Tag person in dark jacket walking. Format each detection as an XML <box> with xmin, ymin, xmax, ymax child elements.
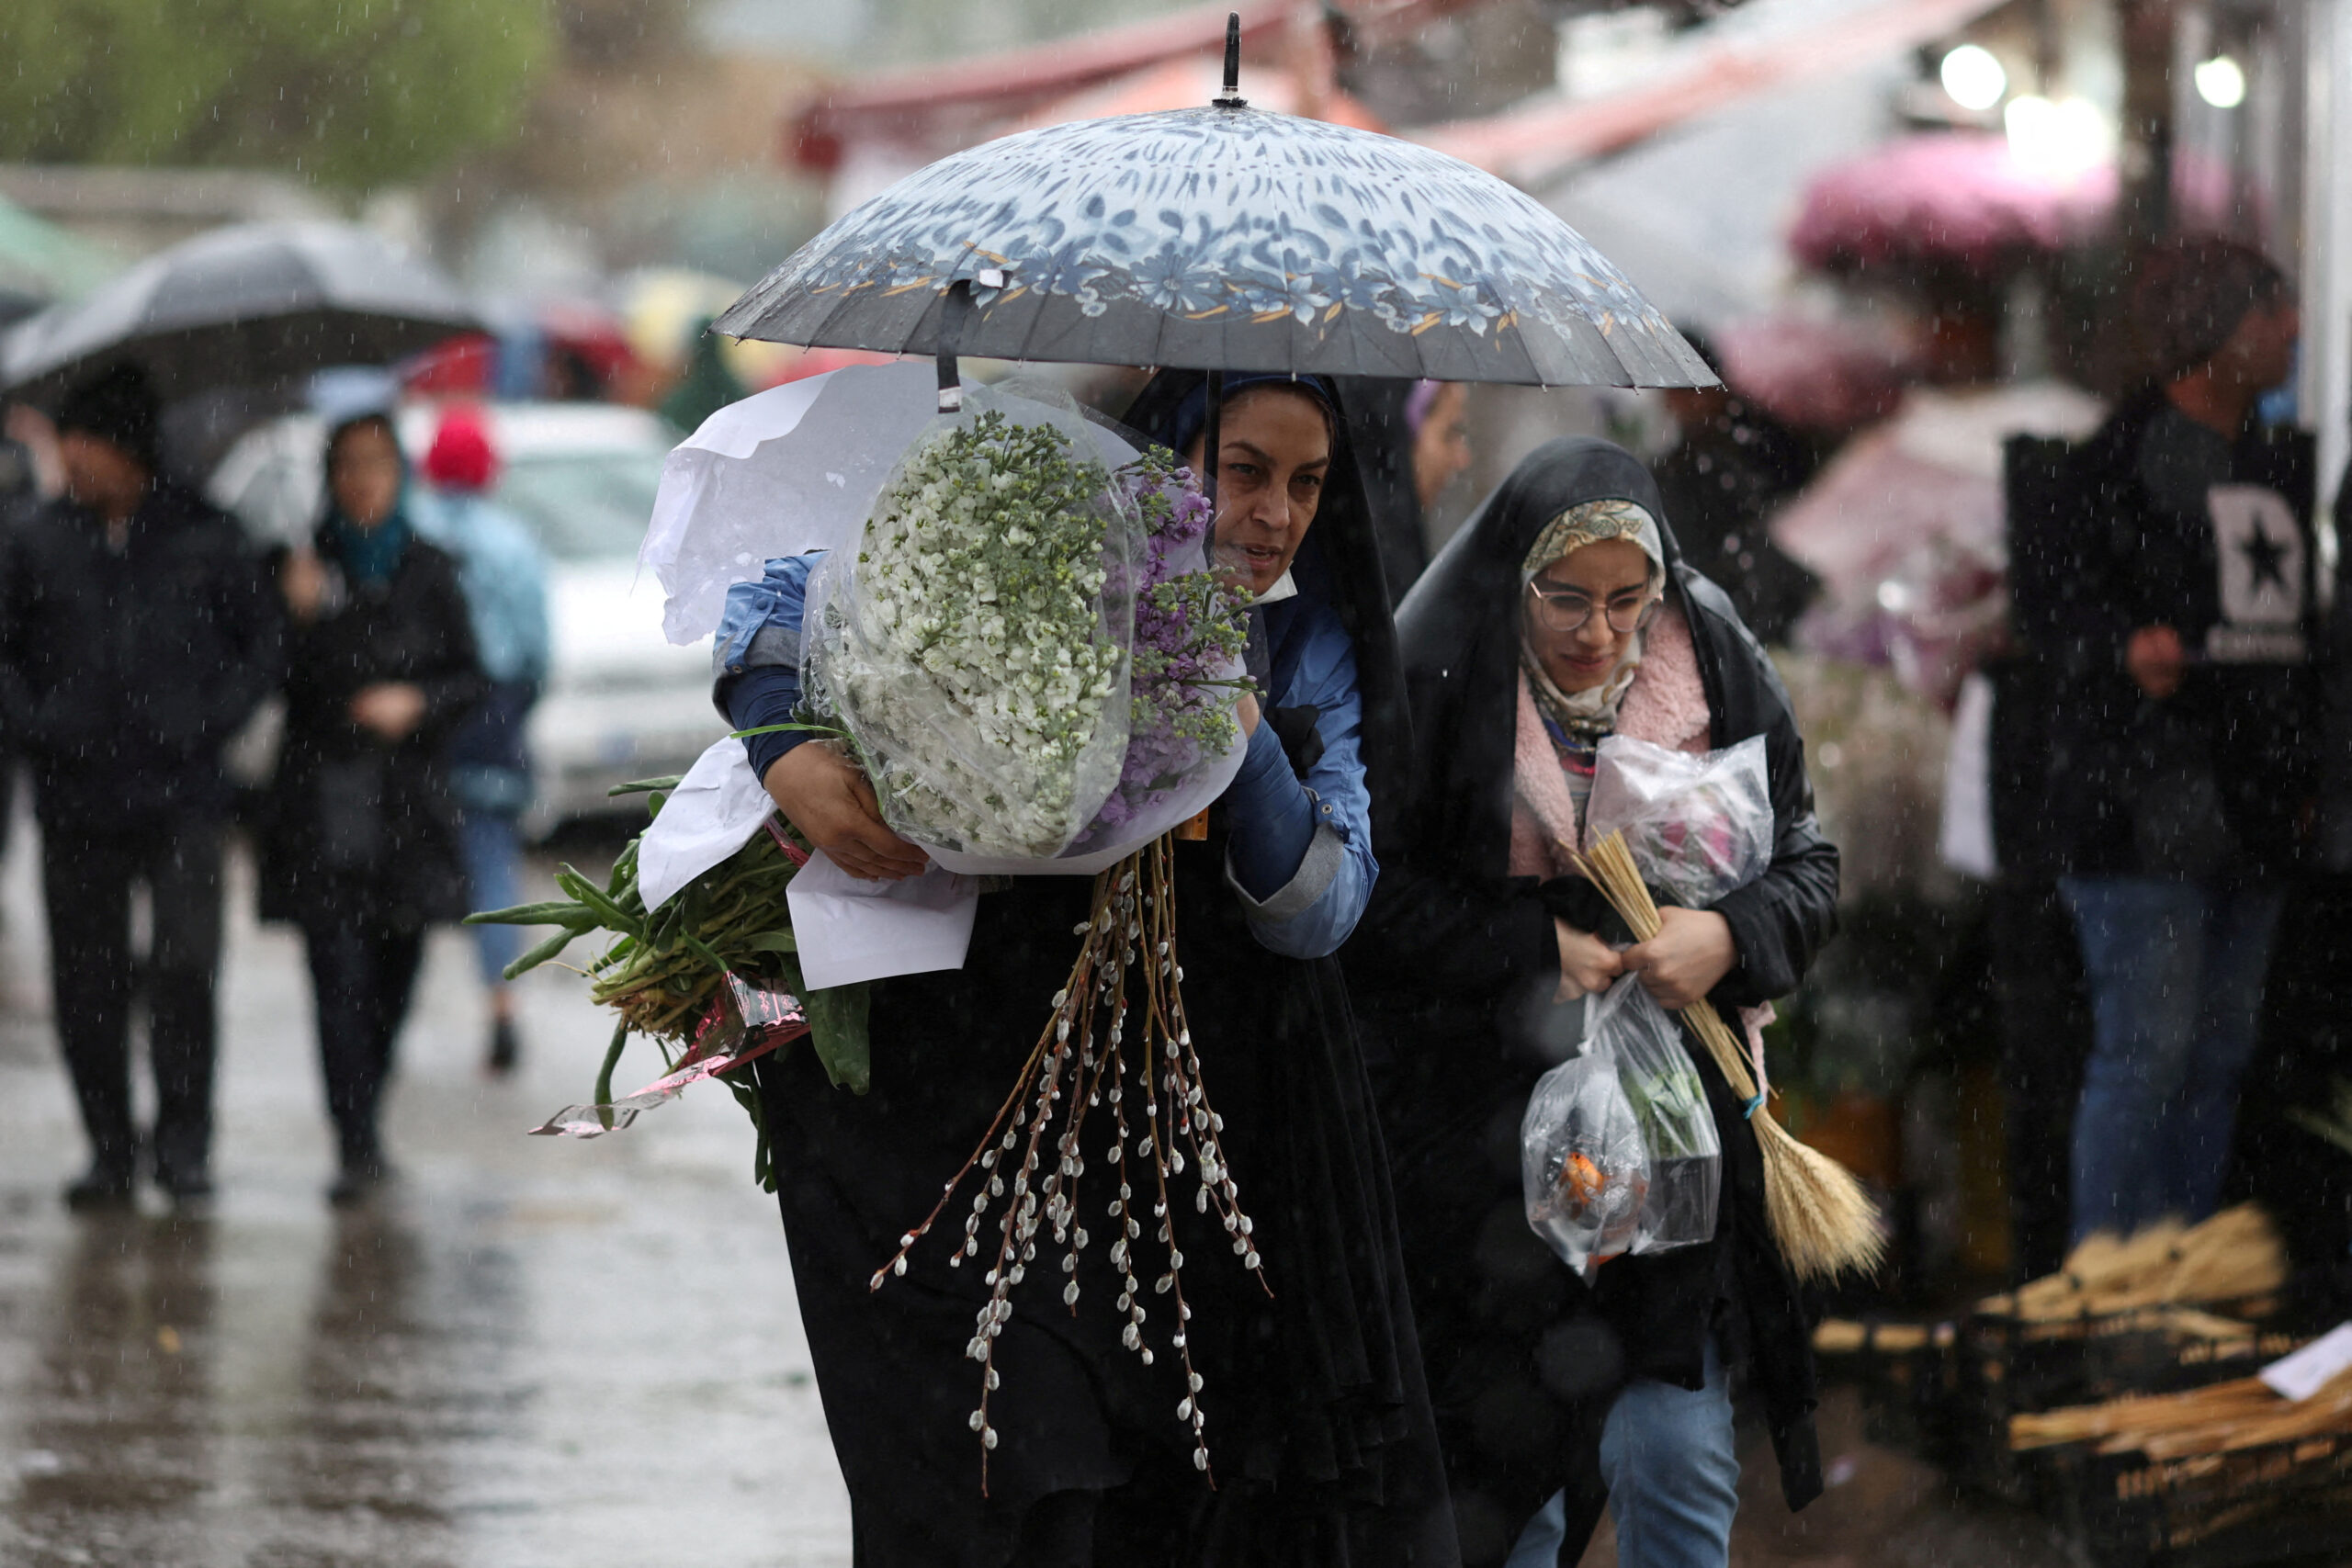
<box><xmin>0</xmin><ymin>364</ymin><xmax>283</xmax><ymax>1207</ymax></box>
<box><xmin>260</xmin><ymin>410</ymin><xmax>485</xmax><ymax>1203</ymax></box>
<box><xmin>1353</xmin><ymin>438</ymin><xmax>1838</xmax><ymax>1567</ymax></box>
<box><xmin>2033</xmin><ymin>238</ymin><xmax>2313</xmax><ymax>1243</ymax></box>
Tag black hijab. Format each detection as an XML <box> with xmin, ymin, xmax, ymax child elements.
<box><xmin>1121</xmin><ymin>369</ymin><xmax>1416</xmax><ymax>856</ymax></box>
<box><xmin>1396</xmin><ymin>436</ymin><xmax>1687</xmax><ymax>877</ymax></box>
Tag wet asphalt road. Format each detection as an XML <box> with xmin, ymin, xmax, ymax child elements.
<box><xmin>0</xmin><ymin>810</ymin><xmax>2075</xmax><ymax>1568</ymax></box>
<box><xmin>0</xmin><ymin>816</ymin><xmax>854</xmax><ymax>1567</ymax></box>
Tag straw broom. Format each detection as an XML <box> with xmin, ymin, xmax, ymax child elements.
<box><xmin>1979</xmin><ymin>1204</ymin><xmax>2287</xmax><ymax>1323</ymax></box>
<box><xmin>2009</xmin><ymin>1363</ymin><xmax>2352</xmax><ymax>1456</ymax></box>
<box><xmin>1567</xmin><ymin>831</ymin><xmax>1883</xmax><ymax>1283</ymax></box>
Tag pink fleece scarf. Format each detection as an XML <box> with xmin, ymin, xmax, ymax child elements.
<box><xmin>1510</xmin><ymin>603</ymin><xmax>1708</xmax><ymax>878</ymax></box>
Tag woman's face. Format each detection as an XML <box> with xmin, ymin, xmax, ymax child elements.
<box><xmin>329</xmin><ymin>420</ymin><xmax>402</xmax><ymax>530</ymax></box>
<box><xmin>1185</xmin><ymin>386</ymin><xmax>1331</xmax><ymax>597</ymax></box>
<box><xmin>1412</xmin><ymin>382</ymin><xmax>1472</xmax><ymax>509</ymax></box>
<box><xmin>1524</xmin><ymin>536</ymin><xmax>1657</xmax><ymax>694</ymax></box>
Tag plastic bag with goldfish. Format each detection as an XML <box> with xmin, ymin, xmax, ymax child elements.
<box><xmin>1521</xmin><ymin>1046</ymin><xmax>1649</xmax><ymax>1275</ymax></box>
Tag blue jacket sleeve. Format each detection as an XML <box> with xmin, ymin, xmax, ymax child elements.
<box><xmin>1222</xmin><ymin>605</ymin><xmax>1378</xmax><ymax>959</ymax></box>
<box><xmin>712</xmin><ymin>554</ymin><xmax>819</xmax><ymax>776</ymax></box>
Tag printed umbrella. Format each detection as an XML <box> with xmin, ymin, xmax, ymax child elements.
<box><xmin>717</xmin><ymin>19</ymin><xmax>1707</xmax><ymax>389</ymax></box>
<box><xmin>1</xmin><ymin>219</ymin><xmax>478</xmax><ymax>406</ymax></box>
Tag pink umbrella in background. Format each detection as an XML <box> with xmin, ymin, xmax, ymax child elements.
<box><xmin>1789</xmin><ymin>132</ymin><xmax>2117</xmax><ymax>277</ymax></box>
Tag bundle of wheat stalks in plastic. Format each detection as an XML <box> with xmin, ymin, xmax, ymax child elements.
<box><xmin>1980</xmin><ymin>1204</ymin><xmax>2288</xmax><ymax>1323</ymax></box>
<box><xmin>1571</xmin><ymin>831</ymin><xmax>1883</xmax><ymax>1282</ymax></box>
<box><xmin>2011</xmin><ymin>1363</ymin><xmax>2352</xmax><ymax>1457</ymax></box>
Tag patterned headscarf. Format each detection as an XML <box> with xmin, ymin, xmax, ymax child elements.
<box><xmin>1519</xmin><ymin>497</ymin><xmax>1667</xmax><ymax>736</ymax></box>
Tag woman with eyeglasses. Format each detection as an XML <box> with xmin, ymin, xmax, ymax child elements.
<box><xmin>1351</xmin><ymin>438</ymin><xmax>1839</xmax><ymax>1568</ymax></box>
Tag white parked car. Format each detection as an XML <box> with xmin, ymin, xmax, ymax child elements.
<box><xmin>209</xmin><ymin>401</ymin><xmax>726</xmax><ymax>835</ymax></box>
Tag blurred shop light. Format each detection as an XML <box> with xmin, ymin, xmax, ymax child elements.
<box><xmin>1939</xmin><ymin>44</ymin><xmax>2007</xmax><ymax>111</ymax></box>
<box><xmin>2193</xmin><ymin>54</ymin><xmax>2247</xmax><ymax>108</ymax></box>
<box><xmin>2004</xmin><ymin>94</ymin><xmax>2112</xmax><ymax>179</ymax></box>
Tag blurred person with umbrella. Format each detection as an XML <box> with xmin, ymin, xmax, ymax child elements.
<box><xmin>258</xmin><ymin>395</ymin><xmax>485</xmax><ymax>1203</ymax></box>
<box><xmin>682</xmin><ymin>20</ymin><xmax>1733</xmax><ymax>1561</ymax></box>
<box><xmin>0</xmin><ymin>364</ymin><xmax>283</xmax><ymax>1207</ymax></box>
<box><xmin>2027</xmin><ymin>237</ymin><xmax>2313</xmax><ymax>1243</ymax></box>
<box><xmin>409</xmin><ymin>405</ymin><xmax>549</xmax><ymax>1077</ymax></box>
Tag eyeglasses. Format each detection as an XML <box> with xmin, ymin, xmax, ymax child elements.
<box><xmin>1524</xmin><ymin>581</ymin><xmax>1660</xmax><ymax>635</ymax></box>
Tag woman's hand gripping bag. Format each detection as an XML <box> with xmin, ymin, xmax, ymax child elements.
<box><xmin>1522</xmin><ymin>1043</ymin><xmax>1650</xmax><ymax>1276</ymax></box>
<box><xmin>1589</xmin><ymin>975</ymin><xmax>1721</xmax><ymax>1254</ymax></box>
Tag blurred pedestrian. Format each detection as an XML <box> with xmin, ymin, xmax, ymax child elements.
<box><xmin>2039</xmin><ymin>237</ymin><xmax>2312</xmax><ymax>1242</ymax></box>
<box><xmin>1356</xmin><ymin>439</ymin><xmax>1838</xmax><ymax>1567</ymax></box>
<box><xmin>0</xmin><ymin>364</ymin><xmax>282</xmax><ymax>1208</ymax></box>
<box><xmin>260</xmin><ymin>409</ymin><xmax>485</xmax><ymax>1203</ymax></box>
<box><xmin>1649</xmin><ymin>329</ymin><xmax>1820</xmax><ymax>646</ymax></box>
<box><xmin>410</xmin><ymin>405</ymin><xmax>550</xmax><ymax>1075</ymax></box>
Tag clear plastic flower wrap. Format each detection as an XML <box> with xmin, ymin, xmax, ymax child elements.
<box><xmin>1521</xmin><ymin>1044</ymin><xmax>1650</xmax><ymax>1275</ymax></box>
<box><xmin>803</xmin><ymin>385</ymin><xmax>1250</xmax><ymax>874</ymax></box>
<box><xmin>1583</xmin><ymin>733</ymin><xmax>1772</xmax><ymax>909</ymax></box>
<box><xmin>1587</xmin><ymin>976</ymin><xmax>1721</xmax><ymax>1254</ymax></box>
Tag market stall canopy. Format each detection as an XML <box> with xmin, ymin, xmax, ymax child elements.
<box><xmin>786</xmin><ymin>0</ymin><xmax>1449</xmax><ymax>174</ymax></box>
<box><xmin>0</xmin><ymin>220</ymin><xmax>479</xmax><ymax>406</ymax></box>
<box><xmin>1789</xmin><ymin>131</ymin><xmax>2117</xmax><ymax>276</ymax></box>
<box><xmin>718</xmin><ymin>102</ymin><xmax>1710</xmax><ymax>386</ymax></box>
<box><xmin>1413</xmin><ymin>0</ymin><xmax>2016</xmax><ymax>185</ymax></box>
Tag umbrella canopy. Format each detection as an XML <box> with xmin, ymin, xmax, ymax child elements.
<box><xmin>1789</xmin><ymin>132</ymin><xmax>2116</xmax><ymax>278</ymax></box>
<box><xmin>717</xmin><ymin>104</ymin><xmax>1709</xmax><ymax>388</ymax></box>
<box><xmin>1</xmin><ymin>220</ymin><xmax>478</xmax><ymax>406</ymax></box>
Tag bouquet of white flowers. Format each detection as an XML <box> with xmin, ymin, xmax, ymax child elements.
<box><xmin>806</xmin><ymin>384</ymin><xmax>1250</xmax><ymax>870</ymax></box>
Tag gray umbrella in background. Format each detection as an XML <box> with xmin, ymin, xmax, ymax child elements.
<box><xmin>0</xmin><ymin>220</ymin><xmax>479</xmax><ymax>407</ymax></box>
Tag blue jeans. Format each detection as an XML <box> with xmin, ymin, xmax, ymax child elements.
<box><xmin>1505</xmin><ymin>1338</ymin><xmax>1737</xmax><ymax>1568</ymax></box>
<box><xmin>458</xmin><ymin>807</ymin><xmax>524</xmax><ymax>992</ymax></box>
<box><xmin>2060</xmin><ymin>877</ymin><xmax>2285</xmax><ymax>1242</ymax></box>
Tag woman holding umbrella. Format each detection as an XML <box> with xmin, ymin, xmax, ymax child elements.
<box><xmin>1353</xmin><ymin>438</ymin><xmax>1838</xmax><ymax>1567</ymax></box>
<box><xmin>722</xmin><ymin>369</ymin><xmax>1453</xmax><ymax>1564</ymax></box>
<box><xmin>260</xmin><ymin>409</ymin><xmax>485</xmax><ymax>1202</ymax></box>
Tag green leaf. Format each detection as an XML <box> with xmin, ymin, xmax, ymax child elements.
<box><xmin>466</xmin><ymin>900</ymin><xmax>594</xmax><ymax>927</ymax></box>
<box><xmin>804</xmin><ymin>982</ymin><xmax>872</xmax><ymax>1095</ymax></box>
<box><xmin>504</xmin><ymin>927</ymin><xmax>580</xmax><ymax>981</ymax></box>
<box><xmin>559</xmin><ymin>866</ymin><xmax>647</xmax><ymax>942</ymax></box>
<box><xmin>745</xmin><ymin>930</ymin><xmax>797</xmax><ymax>953</ymax></box>
<box><xmin>592</xmin><ymin>1018</ymin><xmax>631</xmax><ymax>1131</ymax></box>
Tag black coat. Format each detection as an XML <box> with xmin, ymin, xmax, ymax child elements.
<box><xmin>0</xmin><ymin>482</ymin><xmax>282</xmax><ymax>829</ymax></box>
<box><xmin>2008</xmin><ymin>393</ymin><xmax>2318</xmax><ymax>880</ymax></box>
<box><xmin>257</xmin><ymin>525</ymin><xmax>485</xmax><ymax>931</ymax></box>
<box><xmin>1352</xmin><ymin>438</ymin><xmax>1836</xmax><ymax>1565</ymax></box>
<box><xmin>744</xmin><ymin>372</ymin><xmax>1455</xmax><ymax>1567</ymax></box>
